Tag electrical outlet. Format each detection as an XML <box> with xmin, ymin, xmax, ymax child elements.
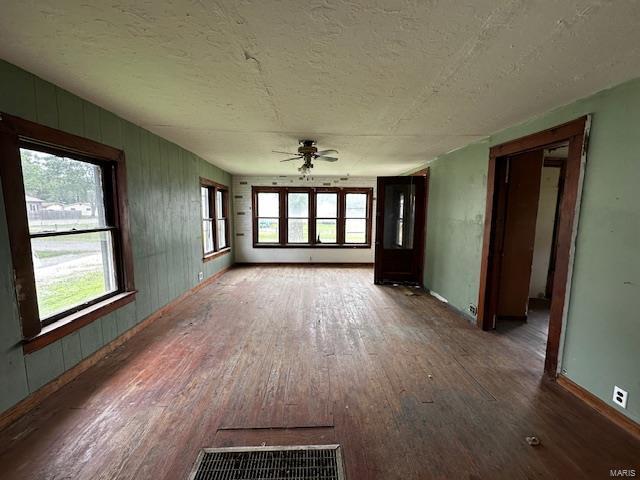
<box><xmin>468</xmin><ymin>304</ymin><xmax>477</xmax><ymax>316</ymax></box>
<box><xmin>198</xmin><ymin>271</ymin><xmax>204</xmax><ymax>282</ymax></box>
<box><xmin>613</xmin><ymin>386</ymin><xmax>628</xmax><ymax>408</ymax></box>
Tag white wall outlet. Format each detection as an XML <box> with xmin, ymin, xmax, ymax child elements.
<box><xmin>198</xmin><ymin>271</ymin><xmax>204</xmax><ymax>282</ymax></box>
<box><xmin>613</xmin><ymin>386</ymin><xmax>628</xmax><ymax>408</ymax></box>
<box><xmin>469</xmin><ymin>304</ymin><xmax>478</xmax><ymax>316</ymax></box>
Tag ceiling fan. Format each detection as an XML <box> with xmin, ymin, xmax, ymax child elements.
<box><xmin>273</xmin><ymin>140</ymin><xmax>338</xmax><ymax>175</ymax></box>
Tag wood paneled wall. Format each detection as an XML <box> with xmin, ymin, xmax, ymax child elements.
<box><xmin>0</xmin><ymin>60</ymin><xmax>234</xmax><ymax>414</ymax></box>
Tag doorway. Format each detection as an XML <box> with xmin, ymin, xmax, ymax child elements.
<box><xmin>525</xmin><ymin>151</ymin><xmax>566</xmax><ymax>352</ymax></box>
<box><xmin>477</xmin><ymin>116</ymin><xmax>590</xmax><ymax>375</ymax></box>
<box><xmin>374</xmin><ymin>174</ymin><xmax>428</xmax><ymax>285</ymax></box>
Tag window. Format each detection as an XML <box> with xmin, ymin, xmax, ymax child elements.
<box><xmin>201</xmin><ymin>187</ymin><xmax>215</xmax><ymax>254</ymax></box>
<box><xmin>253</xmin><ymin>186</ymin><xmax>372</xmax><ymax>247</ymax></box>
<box><xmin>315</xmin><ymin>192</ymin><xmax>338</xmax><ymax>243</ymax></box>
<box><xmin>383</xmin><ymin>183</ymin><xmax>415</xmax><ymax>250</ymax></box>
<box><xmin>396</xmin><ymin>192</ymin><xmax>404</xmax><ymax>246</ymax></box>
<box><xmin>344</xmin><ymin>192</ymin><xmax>368</xmax><ymax>244</ymax></box>
<box><xmin>22</xmin><ymin>147</ymin><xmax>119</xmax><ymax>323</ymax></box>
<box><xmin>217</xmin><ymin>190</ymin><xmax>228</xmax><ymax>249</ymax></box>
<box><xmin>256</xmin><ymin>191</ymin><xmax>280</xmax><ymax>244</ymax></box>
<box><xmin>0</xmin><ymin>112</ymin><xmax>135</xmax><ymax>349</ymax></box>
<box><xmin>200</xmin><ymin>178</ymin><xmax>230</xmax><ymax>260</ymax></box>
<box><xmin>287</xmin><ymin>191</ymin><xmax>309</xmax><ymax>243</ymax></box>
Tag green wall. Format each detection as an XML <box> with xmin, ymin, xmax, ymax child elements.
<box><xmin>422</xmin><ymin>78</ymin><xmax>640</xmax><ymax>423</ymax></box>
<box><xmin>0</xmin><ymin>60</ymin><xmax>234</xmax><ymax>413</ymax></box>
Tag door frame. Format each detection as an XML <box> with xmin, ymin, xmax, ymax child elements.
<box><xmin>476</xmin><ymin>116</ymin><xmax>591</xmax><ymax>376</ymax></box>
<box><xmin>543</xmin><ymin>157</ymin><xmax>566</xmax><ymax>299</ymax></box>
<box><xmin>412</xmin><ymin>167</ymin><xmax>430</xmax><ymax>285</ymax></box>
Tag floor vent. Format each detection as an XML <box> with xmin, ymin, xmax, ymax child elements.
<box><xmin>188</xmin><ymin>445</ymin><xmax>345</xmax><ymax>480</ymax></box>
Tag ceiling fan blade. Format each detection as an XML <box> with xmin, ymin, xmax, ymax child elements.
<box><xmin>272</xmin><ymin>150</ymin><xmax>299</xmax><ymax>155</ymax></box>
<box><xmin>316</xmin><ymin>149</ymin><xmax>338</xmax><ymax>156</ymax></box>
<box><xmin>280</xmin><ymin>156</ymin><xmax>303</xmax><ymax>162</ymax></box>
<box><xmin>315</xmin><ymin>156</ymin><xmax>339</xmax><ymax>162</ymax></box>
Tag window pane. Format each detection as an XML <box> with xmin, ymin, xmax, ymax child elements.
<box><xmin>383</xmin><ymin>184</ymin><xmax>415</xmax><ymax>249</ymax></box>
<box><xmin>257</xmin><ymin>192</ymin><xmax>279</xmax><ymax>217</ymax></box>
<box><xmin>31</xmin><ymin>231</ymin><xmax>117</xmax><ymax>320</ymax></box>
<box><xmin>345</xmin><ymin>218</ymin><xmax>367</xmax><ymax>243</ymax></box>
<box><xmin>345</xmin><ymin>193</ymin><xmax>367</xmax><ymax>218</ymax></box>
<box><xmin>20</xmin><ymin>148</ymin><xmax>107</xmax><ymax>234</ymax></box>
<box><xmin>217</xmin><ymin>219</ymin><xmax>227</xmax><ymax>248</ymax></box>
<box><xmin>203</xmin><ymin>220</ymin><xmax>214</xmax><ymax>254</ymax></box>
<box><xmin>258</xmin><ymin>218</ymin><xmax>279</xmax><ymax>243</ymax></box>
<box><xmin>316</xmin><ymin>193</ymin><xmax>337</xmax><ymax>218</ymax></box>
<box><xmin>288</xmin><ymin>193</ymin><xmax>308</xmax><ymax>218</ymax></box>
<box><xmin>201</xmin><ymin>187</ymin><xmax>210</xmax><ymax>218</ymax></box>
<box><xmin>288</xmin><ymin>218</ymin><xmax>308</xmax><ymax>243</ymax></box>
<box><xmin>316</xmin><ymin>219</ymin><xmax>337</xmax><ymax>243</ymax></box>
<box><xmin>216</xmin><ymin>190</ymin><xmax>224</xmax><ymax>219</ymax></box>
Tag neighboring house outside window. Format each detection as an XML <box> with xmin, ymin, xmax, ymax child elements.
<box><xmin>0</xmin><ymin>112</ymin><xmax>135</xmax><ymax>351</ymax></box>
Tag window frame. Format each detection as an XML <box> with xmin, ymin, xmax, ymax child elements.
<box><xmin>253</xmin><ymin>187</ymin><xmax>284</xmax><ymax>246</ymax></box>
<box><xmin>344</xmin><ymin>190</ymin><xmax>371</xmax><ymax>245</ymax></box>
<box><xmin>22</xmin><ymin>142</ymin><xmax>122</xmax><ymax>327</ymax></box>
<box><xmin>286</xmin><ymin>187</ymin><xmax>312</xmax><ymax>244</ymax></box>
<box><xmin>252</xmin><ymin>186</ymin><xmax>373</xmax><ymax>248</ymax></box>
<box><xmin>315</xmin><ymin>188</ymin><xmax>340</xmax><ymax>245</ymax></box>
<box><xmin>0</xmin><ymin>112</ymin><xmax>136</xmax><ymax>353</ymax></box>
<box><xmin>201</xmin><ymin>185</ymin><xmax>215</xmax><ymax>255</ymax></box>
<box><xmin>200</xmin><ymin>177</ymin><xmax>231</xmax><ymax>262</ymax></box>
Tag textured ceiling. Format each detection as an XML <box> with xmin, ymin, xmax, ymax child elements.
<box><xmin>1</xmin><ymin>1</ymin><xmax>640</xmax><ymax>176</ymax></box>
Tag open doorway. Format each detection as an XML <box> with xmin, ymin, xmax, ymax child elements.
<box><xmin>525</xmin><ymin>148</ymin><xmax>566</xmax><ymax>354</ymax></box>
<box><xmin>477</xmin><ymin>117</ymin><xmax>590</xmax><ymax>376</ymax></box>
<box><xmin>491</xmin><ymin>146</ymin><xmax>567</xmax><ymax>357</ymax></box>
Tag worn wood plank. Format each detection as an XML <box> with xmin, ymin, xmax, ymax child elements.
<box><xmin>0</xmin><ymin>266</ymin><xmax>638</xmax><ymax>480</ymax></box>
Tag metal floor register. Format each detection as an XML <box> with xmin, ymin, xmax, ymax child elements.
<box><xmin>188</xmin><ymin>445</ymin><xmax>345</xmax><ymax>480</ymax></box>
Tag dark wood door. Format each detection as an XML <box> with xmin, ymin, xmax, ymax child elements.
<box><xmin>495</xmin><ymin>150</ymin><xmax>544</xmax><ymax>319</ymax></box>
<box><xmin>374</xmin><ymin>176</ymin><xmax>427</xmax><ymax>285</ymax></box>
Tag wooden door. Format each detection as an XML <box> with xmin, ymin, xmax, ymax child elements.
<box><xmin>374</xmin><ymin>175</ymin><xmax>427</xmax><ymax>285</ymax></box>
<box><xmin>495</xmin><ymin>150</ymin><xmax>544</xmax><ymax>319</ymax></box>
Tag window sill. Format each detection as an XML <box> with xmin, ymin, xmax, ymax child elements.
<box><xmin>253</xmin><ymin>244</ymin><xmax>371</xmax><ymax>249</ymax></box>
<box><xmin>22</xmin><ymin>291</ymin><xmax>137</xmax><ymax>354</ymax></box>
<box><xmin>203</xmin><ymin>247</ymin><xmax>231</xmax><ymax>262</ymax></box>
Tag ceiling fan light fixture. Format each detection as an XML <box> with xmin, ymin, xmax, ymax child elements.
<box><xmin>275</xmin><ymin>140</ymin><xmax>338</xmax><ymax>174</ymax></box>
<box><xmin>298</xmin><ymin>164</ymin><xmax>311</xmax><ymax>176</ymax></box>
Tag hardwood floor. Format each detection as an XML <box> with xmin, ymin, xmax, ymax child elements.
<box><xmin>0</xmin><ymin>266</ymin><xmax>637</xmax><ymax>479</ymax></box>
<box><xmin>495</xmin><ymin>298</ymin><xmax>550</xmax><ymax>360</ymax></box>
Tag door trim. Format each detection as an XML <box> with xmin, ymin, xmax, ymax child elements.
<box><xmin>476</xmin><ymin>116</ymin><xmax>591</xmax><ymax>376</ymax></box>
<box><xmin>412</xmin><ymin>167</ymin><xmax>429</xmax><ymax>285</ymax></box>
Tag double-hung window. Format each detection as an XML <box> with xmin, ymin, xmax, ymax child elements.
<box><xmin>22</xmin><ymin>146</ymin><xmax>119</xmax><ymax>323</ymax></box>
<box><xmin>287</xmin><ymin>190</ymin><xmax>309</xmax><ymax>244</ymax></box>
<box><xmin>216</xmin><ymin>190</ymin><xmax>228</xmax><ymax>249</ymax></box>
<box><xmin>315</xmin><ymin>191</ymin><xmax>338</xmax><ymax>244</ymax></box>
<box><xmin>255</xmin><ymin>190</ymin><xmax>280</xmax><ymax>244</ymax></box>
<box><xmin>344</xmin><ymin>192</ymin><xmax>368</xmax><ymax>244</ymax></box>
<box><xmin>253</xmin><ymin>186</ymin><xmax>372</xmax><ymax>247</ymax></box>
<box><xmin>200</xmin><ymin>178</ymin><xmax>230</xmax><ymax>259</ymax></box>
<box><xmin>201</xmin><ymin>187</ymin><xmax>215</xmax><ymax>255</ymax></box>
<box><xmin>0</xmin><ymin>112</ymin><xmax>135</xmax><ymax>350</ymax></box>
